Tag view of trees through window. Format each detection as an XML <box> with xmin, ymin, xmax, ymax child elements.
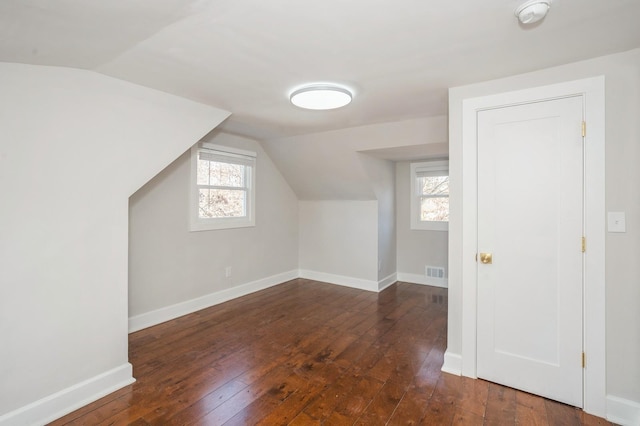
<box><xmin>419</xmin><ymin>175</ymin><xmax>449</xmax><ymax>221</ymax></box>
<box><xmin>197</xmin><ymin>158</ymin><xmax>247</xmax><ymax>218</ymax></box>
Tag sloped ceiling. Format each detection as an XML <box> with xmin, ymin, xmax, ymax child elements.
<box><xmin>2</xmin><ymin>0</ymin><xmax>640</xmax><ymax>139</ymax></box>
<box><xmin>262</xmin><ymin>116</ymin><xmax>447</xmax><ymax>200</ymax></box>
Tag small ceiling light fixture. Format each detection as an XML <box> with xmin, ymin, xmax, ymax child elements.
<box><xmin>290</xmin><ymin>84</ymin><xmax>353</xmax><ymax>110</ymax></box>
<box><xmin>515</xmin><ymin>0</ymin><xmax>551</xmax><ymax>24</ymax></box>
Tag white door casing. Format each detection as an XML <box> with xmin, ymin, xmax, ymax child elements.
<box><xmin>476</xmin><ymin>96</ymin><xmax>584</xmax><ymax>407</ymax></box>
<box><xmin>457</xmin><ymin>76</ymin><xmax>605</xmax><ymax>416</ymax></box>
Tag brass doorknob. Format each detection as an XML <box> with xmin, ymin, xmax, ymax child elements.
<box><xmin>480</xmin><ymin>252</ymin><xmax>493</xmax><ymax>264</ymax></box>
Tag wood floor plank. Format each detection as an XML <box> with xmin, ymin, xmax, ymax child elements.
<box><xmin>48</xmin><ymin>280</ymin><xmax>611</xmax><ymax>426</ymax></box>
<box><xmin>452</xmin><ymin>407</ymin><xmax>484</xmax><ymax>426</ymax></box>
<box><xmin>288</xmin><ymin>411</ymin><xmax>322</xmax><ymax>425</ymax></box>
<box><xmin>197</xmin><ymin>365</ymin><xmax>301</xmax><ymax>425</ymax></box>
<box><xmin>432</xmin><ymin>371</ymin><xmax>464</xmax><ymax>405</ymax></box>
<box><xmin>333</xmin><ymin>333</ymin><xmax>377</xmax><ymax>371</ymax></box>
<box><xmin>484</xmin><ymin>382</ymin><xmax>517</xmax><ymax>425</ymax></box>
<box><xmin>457</xmin><ymin>376</ymin><xmax>489</xmax><ymax>418</ymax></box>
<box><xmin>355</xmin><ymin>379</ymin><xmax>406</xmax><ymax>424</ymax></box>
<box><xmin>330</xmin><ymin>375</ymin><xmax>384</xmax><ymax>419</ymax></box>
<box><xmin>515</xmin><ymin>390</ymin><xmax>549</xmax><ymax>425</ymax></box>
<box><xmin>386</xmin><ymin>384</ymin><xmax>431</xmax><ymax>425</ymax></box>
<box><xmin>544</xmin><ymin>398</ymin><xmax>582</xmax><ymax>426</ymax></box>
<box><xmin>157</xmin><ymin>379</ymin><xmax>247</xmax><ymax>425</ymax></box>
<box><xmin>578</xmin><ymin>411</ymin><xmax>615</xmax><ymax>425</ymax></box>
<box><xmin>421</xmin><ymin>397</ymin><xmax>457</xmax><ymax>425</ymax></box>
<box><xmin>302</xmin><ymin>371</ymin><xmax>362</xmax><ymax>420</ymax></box>
<box><xmin>253</xmin><ymin>381</ymin><xmax>324</xmax><ymax>425</ymax></box>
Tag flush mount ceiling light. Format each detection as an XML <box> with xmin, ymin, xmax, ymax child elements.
<box><xmin>515</xmin><ymin>0</ymin><xmax>551</xmax><ymax>24</ymax></box>
<box><xmin>290</xmin><ymin>84</ymin><xmax>353</xmax><ymax>110</ymax></box>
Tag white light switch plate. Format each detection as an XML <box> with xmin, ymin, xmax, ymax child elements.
<box><xmin>607</xmin><ymin>212</ymin><xmax>626</xmax><ymax>233</ymax></box>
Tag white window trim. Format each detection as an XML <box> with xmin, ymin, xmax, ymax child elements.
<box><xmin>189</xmin><ymin>143</ymin><xmax>256</xmax><ymax>232</ymax></box>
<box><xmin>410</xmin><ymin>160</ymin><xmax>449</xmax><ymax>231</ymax></box>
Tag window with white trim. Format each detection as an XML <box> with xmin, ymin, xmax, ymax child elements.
<box><xmin>410</xmin><ymin>160</ymin><xmax>449</xmax><ymax>231</ymax></box>
<box><xmin>190</xmin><ymin>143</ymin><xmax>256</xmax><ymax>231</ymax></box>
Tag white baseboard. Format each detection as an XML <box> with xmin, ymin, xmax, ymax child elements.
<box><xmin>128</xmin><ymin>269</ymin><xmax>298</xmax><ymax>333</ymax></box>
<box><xmin>0</xmin><ymin>363</ymin><xmax>134</xmax><ymax>426</ymax></box>
<box><xmin>397</xmin><ymin>272</ymin><xmax>448</xmax><ymax>288</ymax></box>
<box><xmin>298</xmin><ymin>269</ymin><xmax>379</xmax><ymax>293</ymax></box>
<box><xmin>130</xmin><ymin>269</ymin><xmax>402</xmax><ymax>332</ymax></box>
<box><xmin>441</xmin><ymin>350</ymin><xmax>462</xmax><ymax>376</ymax></box>
<box><xmin>607</xmin><ymin>395</ymin><xmax>640</xmax><ymax>426</ymax></box>
<box><xmin>378</xmin><ymin>273</ymin><xmax>398</xmax><ymax>291</ymax></box>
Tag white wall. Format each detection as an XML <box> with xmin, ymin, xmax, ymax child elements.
<box><xmin>263</xmin><ymin>116</ymin><xmax>447</xmax><ymax>200</ymax></box>
<box><xmin>0</xmin><ymin>63</ymin><xmax>228</xmax><ymax>424</ymax></box>
<box><xmin>447</xmin><ymin>48</ymin><xmax>640</xmax><ymax>419</ymax></box>
<box><xmin>128</xmin><ymin>132</ymin><xmax>299</xmax><ymax>320</ymax></box>
<box><xmin>395</xmin><ymin>161</ymin><xmax>448</xmax><ymax>284</ymax></box>
<box><xmin>299</xmin><ymin>200</ymin><xmax>379</xmax><ymax>289</ymax></box>
<box><xmin>267</xmin><ymin>116</ymin><xmax>447</xmax><ymax>291</ymax></box>
<box><xmin>358</xmin><ymin>154</ymin><xmax>397</xmax><ymax>282</ymax></box>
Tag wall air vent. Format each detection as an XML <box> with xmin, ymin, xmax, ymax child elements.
<box><xmin>426</xmin><ymin>266</ymin><xmax>445</xmax><ymax>280</ymax></box>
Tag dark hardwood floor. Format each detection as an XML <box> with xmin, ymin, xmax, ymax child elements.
<box><xmin>50</xmin><ymin>279</ymin><xmax>611</xmax><ymax>425</ymax></box>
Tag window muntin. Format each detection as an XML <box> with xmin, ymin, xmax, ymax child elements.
<box><xmin>190</xmin><ymin>144</ymin><xmax>256</xmax><ymax>231</ymax></box>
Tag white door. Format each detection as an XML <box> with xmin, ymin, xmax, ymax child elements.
<box><xmin>476</xmin><ymin>96</ymin><xmax>584</xmax><ymax>407</ymax></box>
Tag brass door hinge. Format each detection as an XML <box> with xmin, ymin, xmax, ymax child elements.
<box><xmin>582</xmin><ymin>352</ymin><xmax>586</xmax><ymax>368</ymax></box>
<box><xmin>582</xmin><ymin>237</ymin><xmax>586</xmax><ymax>253</ymax></box>
<box><xmin>582</xmin><ymin>121</ymin><xmax>587</xmax><ymax>137</ymax></box>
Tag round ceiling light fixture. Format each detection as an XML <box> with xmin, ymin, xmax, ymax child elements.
<box><xmin>515</xmin><ymin>0</ymin><xmax>551</xmax><ymax>24</ymax></box>
<box><xmin>290</xmin><ymin>84</ymin><xmax>353</xmax><ymax>110</ymax></box>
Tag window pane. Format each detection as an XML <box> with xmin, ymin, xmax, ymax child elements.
<box><xmin>197</xmin><ymin>159</ymin><xmax>245</xmax><ymax>187</ymax></box>
<box><xmin>210</xmin><ymin>162</ymin><xmax>245</xmax><ymax>187</ymax></box>
<box><xmin>421</xmin><ymin>197</ymin><xmax>449</xmax><ymax>222</ymax></box>
<box><xmin>197</xmin><ymin>158</ymin><xmax>210</xmax><ymax>185</ymax></box>
<box><xmin>199</xmin><ymin>189</ymin><xmax>246</xmax><ymax>218</ymax></box>
<box><xmin>419</xmin><ymin>175</ymin><xmax>449</xmax><ymax>196</ymax></box>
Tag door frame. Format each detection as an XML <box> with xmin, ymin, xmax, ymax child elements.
<box><xmin>459</xmin><ymin>77</ymin><xmax>605</xmax><ymax>415</ymax></box>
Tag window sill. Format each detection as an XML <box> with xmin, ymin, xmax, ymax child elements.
<box><xmin>411</xmin><ymin>221</ymin><xmax>449</xmax><ymax>232</ymax></box>
<box><xmin>190</xmin><ymin>218</ymin><xmax>255</xmax><ymax>232</ymax></box>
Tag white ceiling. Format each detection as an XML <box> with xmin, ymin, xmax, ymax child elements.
<box><xmin>2</xmin><ymin>0</ymin><xmax>640</xmax><ymax>139</ymax></box>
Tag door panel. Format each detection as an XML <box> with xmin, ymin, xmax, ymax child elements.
<box><xmin>477</xmin><ymin>96</ymin><xmax>584</xmax><ymax>407</ymax></box>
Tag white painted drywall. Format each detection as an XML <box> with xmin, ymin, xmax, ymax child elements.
<box><xmin>266</xmin><ymin>116</ymin><xmax>446</xmax><ymax>289</ymax></box>
<box><xmin>448</xmin><ymin>49</ymin><xmax>640</xmax><ymax>408</ymax></box>
<box><xmin>263</xmin><ymin>116</ymin><xmax>447</xmax><ymax>200</ymax></box>
<box><xmin>299</xmin><ymin>200</ymin><xmax>378</xmax><ymax>282</ymax></box>
<box><xmin>395</xmin><ymin>161</ymin><xmax>448</xmax><ymax>281</ymax></box>
<box><xmin>0</xmin><ymin>63</ymin><xmax>228</xmax><ymax>421</ymax></box>
<box><xmin>128</xmin><ymin>132</ymin><xmax>298</xmax><ymax>317</ymax></box>
<box><xmin>358</xmin><ymin>154</ymin><xmax>397</xmax><ymax>281</ymax></box>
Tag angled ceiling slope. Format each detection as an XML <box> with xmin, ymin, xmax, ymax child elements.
<box><xmin>2</xmin><ymin>0</ymin><xmax>640</xmax><ymax>139</ymax></box>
